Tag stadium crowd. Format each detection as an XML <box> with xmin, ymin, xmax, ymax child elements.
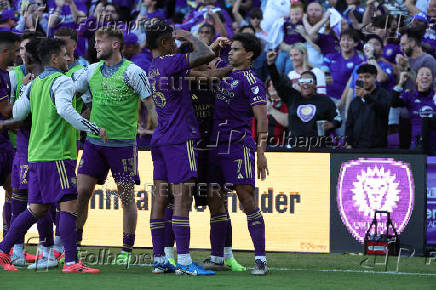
<box><xmin>0</xmin><ymin>0</ymin><xmax>435</xmax><ymax>151</ymax></box>
<box><xmin>1</xmin><ymin>0</ymin><xmax>436</xmax><ymax>277</ymax></box>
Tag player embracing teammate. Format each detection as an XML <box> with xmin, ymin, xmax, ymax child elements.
<box><xmin>146</xmin><ymin>18</ymin><xmax>269</xmax><ymax>276</ymax></box>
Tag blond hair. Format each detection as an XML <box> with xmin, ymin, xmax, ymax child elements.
<box><xmin>95</xmin><ymin>26</ymin><xmax>124</xmax><ymax>50</ymax></box>
<box><xmin>289</xmin><ymin>42</ymin><xmax>313</xmax><ymax>71</ymax></box>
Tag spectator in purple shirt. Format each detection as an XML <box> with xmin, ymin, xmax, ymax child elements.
<box><xmin>322</xmin><ymin>29</ymin><xmax>364</xmax><ymax>103</ymax></box>
<box><xmin>392</xmin><ymin>66</ymin><xmax>436</xmax><ymax>152</ymax></box>
<box><xmin>282</xmin><ymin>2</ymin><xmax>305</xmax><ymax>46</ymax></box>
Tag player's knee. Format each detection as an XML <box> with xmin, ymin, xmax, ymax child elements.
<box><xmin>236</xmin><ymin>187</ymin><xmax>256</xmax><ymax>212</ymax></box>
<box><xmin>77</xmin><ymin>185</ymin><xmax>94</xmax><ymax>198</ymax></box>
<box><xmin>120</xmin><ymin>194</ymin><xmax>136</xmax><ymax>208</ymax></box>
<box><xmin>29</xmin><ymin>205</ymin><xmax>49</xmax><ymax>219</ymax></box>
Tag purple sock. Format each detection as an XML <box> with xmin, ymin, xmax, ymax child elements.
<box><xmin>122</xmin><ymin>232</ymin><xmax>135</xmax><ymax>253</ymax></box>
<box><xmin>164</xmin><ymin>205</ymin><xmax>175</xmax><ymax>247</ymax></box>
<box><xmin>76</xmin><ymin>228</ymin><xmax>83</xmax><ymax>247</ymax></box>
<box><xmin>59</xmin><ymin>211</ymin><xmax>77</xmax><ymax>264</ymax></box>
<box><xmin>3</xmin><ymin>201</ymin><xmax>11</xmax><ymax>237</ymax></box>
<box><xmin>210</xmin><ymin>213</ymin><xmax>227</xmax><ymax>257</ymax></box>
<box><xmin>150</xmin><ymin>219</ymin><xmax>166</xmax><ymax>257</ymax></box>
<box><xmin>246</xmin><ymin>209</ymin><xmax>266</xmax><ymax>256</ymax></box>
<box><xmin>48</xmin><ymin>204</ymin><xmax>59</xmax><ymax>237</ymax></box>
<box><xmin>37</xmin><ymin>214</ymin><xmax>54</xmax><ymax>247</ymax></box>
<box><xmin>0</xmin><ymin>209</ymin><xmax>37</xmax><ymax>254</ymax></box>
<box><xmin>11</xmin><ymin>192</ymin><xmax>28</xmax><ymax>244</ymax></box>
<box><xmin>225</xmin><ymin>212</ymin><xmax>232</xmax><ymax>248</ymax></box>
<box><xmin>172</xmin><ymin>216</ymin><xmax>190</xmax><ymax>255</ymax></box>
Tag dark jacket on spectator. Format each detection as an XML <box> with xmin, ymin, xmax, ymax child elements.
<box><xmin>267</xmin><ymin>64</ymin><xmax>340</xmax><ymax>138</ymax></box>
<box><xmin>346</xmin><ymin>87</ymin><xmax>391</xmax><ymax>148</ymax></box>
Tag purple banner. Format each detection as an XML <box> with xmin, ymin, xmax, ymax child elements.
<box><xmin>337</xmin><ymin>158</ymin><xmax>415</xmax><ymax>243</ymax></box>
<box><xmin>427</xmin><ymin>157</ymin><xmax>436</xmax><ymax>245</ymax></box>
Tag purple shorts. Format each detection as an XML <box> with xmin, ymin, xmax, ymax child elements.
<box><xmin>0</xmin><ymin>149</ymin><xmax>14</xmax><ymax>186</ymax></box>
<box><xmin>28</xmin><ymin>160</ymin><xmax>78</xmax><ymax>204</ymax></box>
<box><xmin>208</xmin><ymin>142</ymin><xmax>255</xmax><ymax>189</ymax></box>
<box><xmin>152</xmin><ymin>140</ymin><xmax>198</xmax><ymax>184</ymax></box>
<box><xmin>11</xmin><ymin>154</ymin><xmax>29</xmax><ymax>190</ymax></box>
<box><xmin>78</xmin><ymin>141</ymin><xmax>140</xmax><ymax>185</ymax></box>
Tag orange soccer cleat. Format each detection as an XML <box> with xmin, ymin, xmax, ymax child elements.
<box><xmin>62</xmin><ymin>261</ymin><xmax>100</xmax><ymax>273</ymax></box>
<box><xmin>0</xmin><ymin>252</ymin><xmax>19</xmax><ymax>271</ymax></box>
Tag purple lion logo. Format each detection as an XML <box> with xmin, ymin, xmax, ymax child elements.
<box><xmin>337</xmin><ymin>158</ymin><xmax>415</xmax><ymax>243</ymax></box>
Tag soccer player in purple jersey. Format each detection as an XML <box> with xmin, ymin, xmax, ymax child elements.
<box><xmin>0</xmin><ymin>31</ymin><xmax>19</xmax><ymax>247</ymax></box>
<box><xmin>0</xmin><ymin>38</ymin><xmax>105</xmax><ymax>273</ymax></box>
<box><xmin>161</xmin><ymin>39</ymin><xmax>246</xmax><ymax>272</ymax></box>
<box><xmin>208</xmin><ymin>32</ymin><xmax>269</xmax><ymax>275</ymax></box>
<box><xmin>145</xmin><ymin>19</ymin><xmax>217</xmax><ymax>275</ymax></box>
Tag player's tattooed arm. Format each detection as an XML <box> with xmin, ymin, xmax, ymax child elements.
<box><xmin>174</xmin><ymin>30</ymin><xmax>215</xmax><ymax>68</ymax></box>
<box><xmin>189</xmin><ymin>65</ymin><xmax>233</xmax><ymax>79</ymax></box>
<box><xmin>142</xmin><ymin>97</ymin><xmax>158</xmax><ymax>128</ymax></box>
<box><xmin>253</xmin><ymin>105</ymin><xmax>269</xmax><ymax>181</ymax></box>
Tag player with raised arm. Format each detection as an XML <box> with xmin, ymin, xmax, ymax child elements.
<box><xmin>0</xmin><ymin>38</ymin><xmax>105</xmax><ymax>273</ymax></box>
<box><xmin>145</xmin><ymin>19</ymin><xmax>216</xmax><ymax>276</ymax></box>
<box><xmin>74</xmin><ymin>26</ymin><xmax>154</xmax><ymax>265</ymax></box>
<box><xmin>208</xmin><ymin>32</ymin><xmax>269</xmax><ymax>275</ymax></box>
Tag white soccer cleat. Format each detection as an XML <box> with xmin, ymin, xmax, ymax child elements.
<box><xmin>10</xmin><ymin>252</ymin><xmax>26</xmax><ymax>267</ymax></box>
<box><xmin>27</xmin><ymin>257</ymin><xmax>58</xmax><ymax>270</ymax></box>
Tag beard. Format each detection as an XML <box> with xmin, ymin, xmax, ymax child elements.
<box><xmin>308</xmin><ymin>16</ymin><xmax>322</xmax><ymax>26</ymax></box>
<box><xmin>98</xmin><ymin>50</ymin><xmax>113</xmax><ymax>60</ymax></box>
<box><xmin>405</xmin><ymin>47</ymin><xmax>413</xmax><ymax>57</ymax></box>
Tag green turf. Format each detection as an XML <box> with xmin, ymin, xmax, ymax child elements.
<box><xmin>3</xmin><ymin>247</ymin><xmax>436</xmax><ymax>290</ymax></box>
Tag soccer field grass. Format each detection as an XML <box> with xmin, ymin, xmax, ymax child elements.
<box><xmin>3</xmin><ymin>247</ymin><xmax>436</xmax><ymax>290</ymax></box>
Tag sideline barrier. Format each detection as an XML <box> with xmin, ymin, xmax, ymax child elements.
<box><xmin>0</xmin><ymin>151</ymin><xmax>428</xmax><ymax>254</ymax></box>
<box><xmin>81</xmin><ymin>152</ymin><xmax>331</xmax><ymax>253</ymax></box>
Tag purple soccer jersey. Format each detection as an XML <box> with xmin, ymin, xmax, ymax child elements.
<box><xmin>400</xmin><ymin>89</ymin><xmax>436</xmax><ymax>144</ymax></box>
<box><xmin>147</xmin><ymin>53</ymin><xmax>199</xmax><ymax>146</ymax></box>
<box><xmin>323</xmin><ymin>50</ymin><xmax>364</xmax><ymax>100</ymax></box>
<box><xmin>210</xmin><ymin>69</ymin><xmax>267</xmax><ymax>150</ymax></box>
